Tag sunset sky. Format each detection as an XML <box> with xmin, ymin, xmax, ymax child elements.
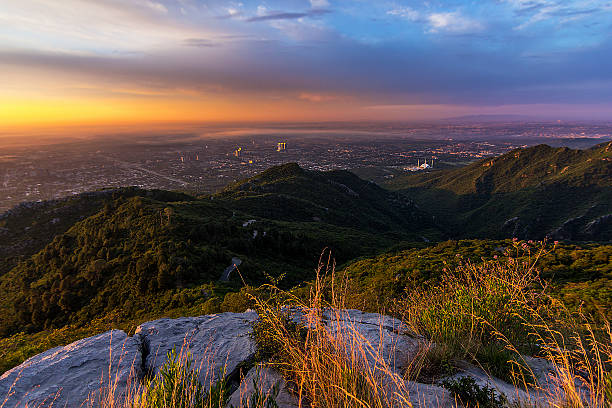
<box><xmin>1</xmin><ymin>0</ymin><xmax>612</xmax><ymax>126</ymax></box>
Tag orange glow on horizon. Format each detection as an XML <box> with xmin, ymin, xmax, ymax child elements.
<box><xmin>0</xmin><ymin>95</ymin><xmax>373</xmax><ymax>128</ymax></box>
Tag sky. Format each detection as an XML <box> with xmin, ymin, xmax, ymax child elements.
<box><xmin>1</xmin><ymin>0</ymin><xmax>612</xmax><ymax>126</ymax></box>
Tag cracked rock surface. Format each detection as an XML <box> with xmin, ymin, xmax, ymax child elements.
<box><xmin>0</xmin><ymin>310</ymin><xmax>556</xmax><ymax>408</ymax></box>
<box><xmin>0</xmin><ymin>329</ymin><xmax>141</xmax><ymax>408</ymax></box>
<box><xmin>135</xmin><ymin>311</ymin><xmax>258</xmax><ymax>388</ymax></box>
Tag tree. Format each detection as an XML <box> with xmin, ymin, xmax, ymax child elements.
<box><xmin>163</xmin><ymin>207</ymin><xmax>174</xmax><ymax>225</ymax></box>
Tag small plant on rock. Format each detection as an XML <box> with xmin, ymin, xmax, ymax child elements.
<box><xmin>136</xmin><ymin>348</ymin><xmax>230</xmax><ymax>408</ymax></box>
<box><xmin>442</xmin><ymin>376</ymin><xmax>507</xmax><ymax>408</ymax></box>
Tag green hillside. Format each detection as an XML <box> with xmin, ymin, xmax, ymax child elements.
<box><xmin>0</xmin><ymin>188</ymin><xmax>191</xmax><ymax>277</ymax></box>
<box><xmin>216</xmin><ymin>163</ymin><xmax>441</xmax><ymax>238</ymax></box>
<box><xmin>385</xmin><ymin>142</ymin><xmax>612</xmax><ymax>240</ymax></box>
<box><xmin>0</xmin><ymin>164</ymin><xmax>442</xmax><ymax>340</ymax></box>
<box><xmin>1</xmin><ymin>159</ymin><xmax>610</xmax><ymax>376</ymax></box>
<box><xmin>333</xmin><ymin>239</ymin><xmax>612</xmax><ymax>318</ymax></box>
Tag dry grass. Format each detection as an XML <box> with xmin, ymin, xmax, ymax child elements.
<box><xmin>391</xmin><ymin>241</ymin><xmax>612</xmax><ymax>408</ymax></box>
<box><xmin>3</xmin><ymin>243</ymin><xmax>611</xmax><ymax>408</ymax></box>
<box><xmin>95</xmin><ymin>339</ymin><xmax>229</xmax><ymax>408</ymax></box>
<box><xmin>248</xmin><ymin>252</ymin><xmax>415</xmax><ymax>408</ymax></box>
<box><xmin>513</xmin><ymin>304</ymin><xmax>612</xmax><ymax>408</ymax></box>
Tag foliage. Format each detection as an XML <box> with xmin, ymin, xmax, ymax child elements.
<box><xmin>392</xmin><ymin>243</ymin><xmax>550</xmax><ymax>383</ymax></box>
<box><xmin>0</xmin><ymin>187</ymin><xmax>190</xmax><ymax>277</ymax></box>
<box><xmin>137</xmin><ymin>348</ymin><xmax>230</xmax><ymax>408</ymax></box>
<box><xmin>385</xmin><ymin>142</ymin><xmax>612</xmax><ymax>240</ymax></box>
<box><xmin>217</xmin><ymin>163</ymin><xmax>442</xmax><ymax>238</ymax></box>
<box><xmin>441</xmin><ymin>376</ymin><xmax>507</xmax><ymax>408</ymax></box>
<box><xmin>0</xmin><ymin>165</ymin><xmax>434</xmax><ymax>338</ymax></box>
<box><xmin>340</xmin><ymin>239</ymin><xmax>612</xmax><ymax>319</ymax></box>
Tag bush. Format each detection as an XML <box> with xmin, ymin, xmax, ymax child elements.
<box><xmin>395</xmin><ymin>243</ymin><xmax>551</xmax><ymax>381</ymax></box>
<box><xmin>136</xmin><ymin>348</ymin><xmax>230</xmax><ymax>408</ymax></box>
<box><xmin>441</xmin><ymin>376</ymin><xmax>507</xmax><ymax>408</ymax></box>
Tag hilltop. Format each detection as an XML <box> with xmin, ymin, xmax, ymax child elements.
<box><xmin>216</xmin><ymin>163</ymin><xmax>439</xmax><ymax>235</ymax></box>
<box><xmin>385</xmin><ymin>142</ymin><xmax>612</xmax><ymax>240</ymax></box>
<box><xmin>0</xmin><ymin>188</ymin><xmax>192</xmax><ymax>277</ymax></box>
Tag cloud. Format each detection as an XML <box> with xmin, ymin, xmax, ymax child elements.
<box><xmin>145</xmin><ymin>1</ymin><xmax>168</xmax><ymax>14</ymax></box>
<box><xmin>0</xmin><ymin>0</ymin><xmax>209</xmax><ymax>53</ymax></box>
<box><xmin>216</xmin><ymin>6</ymin><xmax>245</xmax><ymax>19</ymax></box>
<box><xmin>505</xmin><ymin>0</ymin><xmax>607</xmax><ymax>30</ymax></box>
<box><xmin>247</xmin><ymin>9</ymin><xmax>330</xmax><ymax>22</ymax></box>
<box><xmin>387</xmin><ymin>7</ymin><xmax>420</xmax><ymax>21</ymax></box>
<box><xmin>310</xmin><ymin>0</ymin><xmax>330</xmax><ymax>8</ymax></box>
<box><xmin>183</xmin><ymin>38</ymin><xmax>217</xmax><ymax>47</ymax></box>
<box><xmin>2</xmin><ymin>0</ymin><xmax>612</xmax><ymax>120</ymax></box>
<box><xmin>427</xmin><ymin>12</ymin><xmax>484</xmax><ymax>33</ymax></box>
<box><xmin>299</xmin><ymin>92</ymin><xmax>342</xmax><ymax>102</ymax></box>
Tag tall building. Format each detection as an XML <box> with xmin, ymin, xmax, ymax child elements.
<box><xmin>277</xmin><ymin>142</ymin><xmax>287</xmax><ymax>152</ymax></box>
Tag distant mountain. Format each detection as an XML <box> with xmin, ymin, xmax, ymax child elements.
<box><xmin>385</xmin><ymin>142</ymin><xmax>612</xmax><ymax>240</ymax></box>
<box><xmin>216</xmin><ymin>163</ymin><xmax>440</xmax><ymax>237</ymax></box>
<box><xmin>438</xmin><ymin>114</ymin><xmax>535</xmax><ymax>123</ymax></box>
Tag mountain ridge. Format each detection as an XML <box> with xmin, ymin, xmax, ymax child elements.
<box><xmin>385</xmin><ymin>142</ymin><xmax>612</xmax><ymax>240</ymax></box>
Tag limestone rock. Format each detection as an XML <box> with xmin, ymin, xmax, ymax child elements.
<box><xmin>402</xmin><ymin>381</ymin><xmax>454</xmax><ymax>408</ymax></box>
<box><xmin>0</xmin><ymin>329</ymin><xmax>141</xmax><ymax>408</ymax></box>
<box><xmin>0</xmin><ymin>310</ymin><xmax>562</xmax><ymax>408</ymax></box>
<box><xmin>227</xmin><ymin>364</ymin><xmax>300</xmax><ymax>408</ymax></box>
<box><xmin>135</xmin><ymin>311</ymin><xmax>258</xmax><ymax>388</ymax></box>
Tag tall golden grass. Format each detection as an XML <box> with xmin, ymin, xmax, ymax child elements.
<box><xmin>3</xmin><ymin>243</ymin><xmax>611</xmax><ymax>408</ymax></box>
<box><xmin>248</xmin><ymin>254</ymin><xmax>417</xmax><ymax>408</ymax></box>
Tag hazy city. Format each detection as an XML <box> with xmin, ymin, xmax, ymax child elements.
<box><xmin>2</xmin><ymin>122</ymin><xmax>609</xmax><ymax>213</ymax></box>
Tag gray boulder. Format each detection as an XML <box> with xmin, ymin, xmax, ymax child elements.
<box><xmin>227</xmin><ymin>364</ymin><xmax>300</xmax><ymax>408</ymax></box>
<box><xmin>135</xmin><ymin>311</ymin><xmax>258</xmax><ymax>388</ymax></box>
<box><xmin>0</xmin><ymin>310</ymin><xmax>561</xmax><ymax>408</ymax></box>
<box><xmin>0</xmin><ymin>329</ymin><xmax>141</xmax><ymax>408</ymax></box>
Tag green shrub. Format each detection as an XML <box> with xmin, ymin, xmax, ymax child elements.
<box><xmin>250</xmin><ymin>310</ymin><xmax>307</xmax><ymax>364</ymax></box>
<box><xmin>442</xmin><ymin>376</ymin><xmax>507</xmax><ymax>408</ymax></box>
<box><xmin>396</xmin><ymin>251</ymin><xmax>547</xmax><ymax>381</ymax></box>
<box><xmin>138</xmin><ymin>348</ymin><xmax>230</xmax><ymax>408</ymax></box>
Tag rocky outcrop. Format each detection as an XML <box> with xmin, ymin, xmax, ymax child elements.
<box><xmin>135</xmin><ymin>312</ymin><xmax>257</xmax><ymax>388</ymax></box>
<box><xmin>583</xmin><ymin>213</ymin><xmax>612</xmax><ymax>238</ymax></box>
<box><xmin>0</xmin><ymin>310</ymin><xmax>558</xmax><ymax>408</ymax></box>
<box><xmin>0</xmin><ymin>329</ymin><xmax>141</xmax><ymax>408</ymax></box>
<box><xmin>227</xmin><ymin>364</ymin><xmax>300</xmax><ymax>408</ymax></box>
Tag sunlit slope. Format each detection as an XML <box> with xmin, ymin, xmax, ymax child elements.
<box><xmin>336</xmin><ymin>239</ymin><xmax>612</xmax><ymax>318</ymax></box>
<box><xmin>386</xmin><ymin>142</ymin><xmax>612</xmax><ymax>240</ymax></box>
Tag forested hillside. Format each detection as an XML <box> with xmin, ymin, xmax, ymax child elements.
<box><xmin>0</xmin><ymin>188</ymin><xmax>192</xmax><ymax>276</ymax></box>
<box><xmin>0</xmin><ymin>164</ymin><xmax>443</xmax><ymax>340</ymax></box>
<box><xmin>385</xmin><ymin>142</ymin><xmax>612</xmax><ymax>240</ymax></box>
<box><xmin>216</xmin><ymin>163</ymin><xmax>440</xmax><ymax>236</ymax></box>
